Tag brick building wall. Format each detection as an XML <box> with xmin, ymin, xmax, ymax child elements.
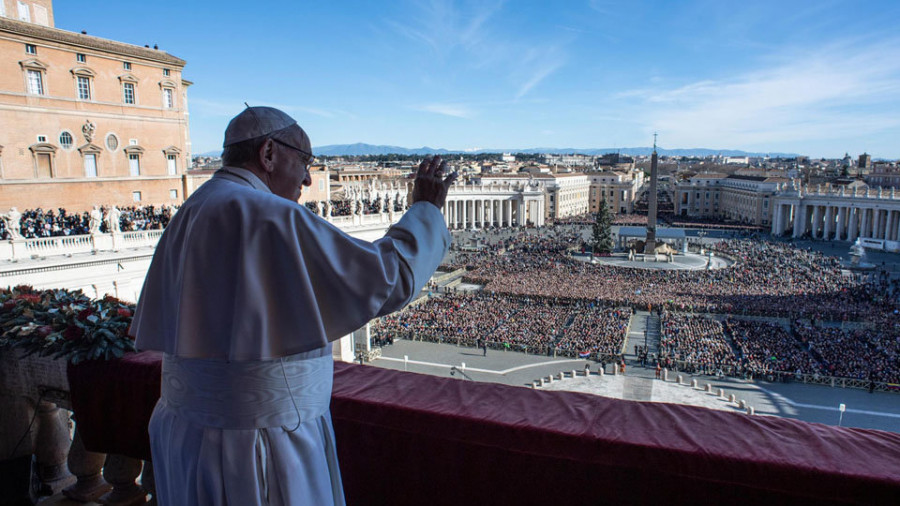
<box><xmin>0</xmin><ymin>3</ymin><xmax>190</xmax><ymax>211</ymax></box>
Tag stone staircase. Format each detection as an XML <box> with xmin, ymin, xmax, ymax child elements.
<box><xmin>624</xmin><ymin>311</ymin><xmax>661</xmax><ymax>364</ymax></box>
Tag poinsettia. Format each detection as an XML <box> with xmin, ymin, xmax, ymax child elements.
<box><xmin>0</xmin><ymin>285</ymin><xmax>136</xmax><ymax>364</ymax></box>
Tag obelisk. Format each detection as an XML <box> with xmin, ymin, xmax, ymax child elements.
<box><xmin>644</xmin><ymin>134</ymin><xmax>659</xmax><ymax>254</ymax></box>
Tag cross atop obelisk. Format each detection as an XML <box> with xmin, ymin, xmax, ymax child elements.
<box><xmin>644</xmin><ymin>133</ymin><xmax>659</xmax><ymax>254</ymax></box>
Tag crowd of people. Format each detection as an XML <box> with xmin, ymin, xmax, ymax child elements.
<box><xmin>455</xmin><ymin>233</ymin><xmax>883</xmax><ymax>322</ymax></box>
<box><xmin>371</xmin><ymin>293</ymin><xmax>632</xmax><ymax>358</ymax></box>
<box><xmin>0</xmin><ymin>205</ymin><xmax>174</xmax><ymax>239</ymax></box>
<box><xmin>659</xmin><ymin>314</ymin><xmax>734</xmax><ymax>375</ymax></box>
<box><xmin>5</xmin><ymin>199</ymin><xmax>899</xmax><ymax>384</ymax></box>
<box><xmin>417</xmin><ymin>223</ymin><xmax>900</xmax><ymax>383</ymax></box>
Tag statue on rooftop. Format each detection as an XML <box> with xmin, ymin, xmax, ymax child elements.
<box><xmin>106</xmin><ymin>206</ymin><xmax>121</xmax><ymax>233</ymax></box>
<box><xmin>89</xmin><ymin>205</ymin><xmax>103</xmax><ymax>234</ymax></box>
<box><xmin>2</xmin><ymin>207</ymin><xmax>21</xmax><ymax>239</ymax></box>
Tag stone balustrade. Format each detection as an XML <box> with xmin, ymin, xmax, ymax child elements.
<box><xmin>0</xmin><ymin>352</ymin><xmax>151</xmax><ymax>504</ymax></box>
<box><xmin>0</xmin><ymin>230</ymin><xmax>165</xmax><ymax>262</ymax></box>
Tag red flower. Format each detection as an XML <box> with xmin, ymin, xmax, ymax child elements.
<box><xmin>77</xmin><ymin>308</ymin><xmax>94</xmax><ymax>321</ymax></box>
<box><xmin>17</xmin><ymin>294</ymin><xmax>42</xmax><ymax>305</ymax></box>
<box><xmin>2</xmin><ymin>300</ymin><xmax>16</xmax><ymax>311</ymax></box>
<box><xmin>63</xmin><ymin>325</ymin><xmax>84</xmax><ymax>342</ymax></box>
<box><xmin>117</xmin><ymin>308</ymin><xmax>133</xmax><ymax>318</ymax></box>
<box><xmin>36</xmin><ymin>325</ymin><xmax>53</xmax><ymax>338</ymax></box>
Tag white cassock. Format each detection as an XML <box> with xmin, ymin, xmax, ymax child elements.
<box><xmin>132</xmin><ymin>166</ymin><xmax>450</xmax><ymax>505</ymax></box>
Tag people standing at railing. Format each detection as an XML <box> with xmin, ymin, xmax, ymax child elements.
<box><xmin>132</xmin><ymin>106</ymin><xmax>457</xmax><ymax>506</ymax></box>
<box><xmin>0</xmin><ymin>205</ymin><xmax>176</xmax><ymax>239</ymax></box>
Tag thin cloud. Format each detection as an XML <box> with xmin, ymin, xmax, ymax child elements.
<box><xmin>383</xmin><ymin>0</ymin><xmax>567</xmax><ymax>100</ymax></box>
<box><xmin>619</xmin><ymin>37</ymin><xmax>900</xmax><ymax>150</ymax></box>
<box><xmin>414</xmin><ymin>103</ymin><xmax>475</xmax><ymax>118</ymax></box>
<box><xmin>516</xmin><ymin>59</ymin><xmax>564</xmax><ymax>99</ymax></box>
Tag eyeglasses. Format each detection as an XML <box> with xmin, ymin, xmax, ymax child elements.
<box><xmin>271</xmin><ymin>138</ymin><xmax>314</xmax><ymax>165</ymax></box>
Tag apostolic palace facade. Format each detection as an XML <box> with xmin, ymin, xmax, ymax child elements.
<box><xmin>0</xmin><ymin>0</ymin><xmax>191</xmax><ymax>210</ymax></box>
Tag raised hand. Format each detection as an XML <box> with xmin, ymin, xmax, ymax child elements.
<box><xmin>412</xmin><ymin>156</ymin><xmax>458</xmax><ymax>209</ymax></box>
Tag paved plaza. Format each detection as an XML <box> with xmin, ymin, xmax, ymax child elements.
<box><xmin>372</xmin><ymin>339</ymin><xmax>900</xmax><ymax>433</ymax></box>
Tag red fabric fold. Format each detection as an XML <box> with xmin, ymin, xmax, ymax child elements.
<box><xmin>67</xmin><ymin>351</ymin><xmax>162</xmax><ymax>461</ymax></box>
<box><xmin>66</xmin><ymin>356</ymin><xmax>900</xmax><ymax>505</ymax></box>
<box><xmin>330</xmin><ymin>362</ymin><xmax>900</xmax><ymax>505</ymax></box>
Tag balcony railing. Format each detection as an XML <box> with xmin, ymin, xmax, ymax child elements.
<box><xmin>1</xmin><ymin>353</ymin><xmax>898</xmax><ymax>505</ymax></box>
<box><xmin>0</xmin><ymin>230</ymin><xmax>164</xmax><ymax>262</ymax></box>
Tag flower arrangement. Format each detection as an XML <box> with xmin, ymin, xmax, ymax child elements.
<box><xmin>0</xmin><ymin>285</ymin><xmax>135</xmax><ymax>364</ymax></box>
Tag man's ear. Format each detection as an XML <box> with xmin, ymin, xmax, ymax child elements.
<box><xmin>258</xmin><ymin>139</ymin><xmax>276</xmax><ymax>173</ymax></box>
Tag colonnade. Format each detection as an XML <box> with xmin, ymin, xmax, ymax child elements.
<box><xmin>443</xmin><ymin>197</ymin><xmax>544</xmax><ymax>229</ymax></box>
<box><xmin>772</xmin><ymin>200</ymin><xmax>900</xmax><ymax>242</ymax></box>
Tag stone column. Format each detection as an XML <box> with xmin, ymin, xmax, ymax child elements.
<box><xmin>449</xmin><ymin>200</ymin><xmax>456</xmax><ymax>229</ymax></box>
<box><xmin>463</xmin><ymin>199</ymin><xmax>469</xmax><ymax>229</ymax></box>
<box><xmin>99</xmin><ymin>455</ymin><xmax>146</xmax><ymax>505</ymax></box>
<box><xmin>889</xmin><ymin>210</ymin><xmax>897</xmax><ymax>241</ymax></box>
<box><xmin>823</xmin><ymin>206</ymin><xmax>834</xmax><ymax>240</ymax></box>
<box><xmin>812</xmin><ymin>205</ymin><xmax>822</xmax><ymax>239</ymax></box>
<box><xmin>476</xmin><ymin>199</ymin><xmax>483</xmax><ymax>229</ymax></box>
<box><xmin>34</xmin><ymin>401</ymin><xmax>75</xmax><ymax>494</ymax></box>
<box><xmin>517</xmin><ymin>200</ymin><xmax>525</xmax><ymax>227</ymax></box>
<box><xmin>792</xmin><ymin>203</ymin><xmax>804</xmax><ymax>238</ymax></box>
<box><xmin>873</xmin><ymin>209</ymin><xmax>882</xmax><ymax>240</ymax></box>
<box><xmin>839</xmin><ymin>206</ymin><xmax>849</xmax><ymax>240</ymax></box>
<box><xmin>885</xmin><ymin>210</ymin><xmax>893</xmax><ymax>241</ymax></box>
<box><xmin>505</xmin><ymin>200</ymin><xmax>512</xmax><ymax>227</ymax></box>
<box><xmin>768</xmin><ymin>203</ymin><xmax>781</xmax><ymax>237</ymax></box>
<box><xmin>63</xmin><ymin>428</ymin><xmax>111</xmax><ymax>502</ymax></box>
<box><xmin>848</xmin><ymin>207</ymin><xmax>859</xmax><ymax>241</ymax></box>
<box><xmin>862</xmin><ymin>208</ymin><xmax>871</xmax><ymax>238</ymax></box>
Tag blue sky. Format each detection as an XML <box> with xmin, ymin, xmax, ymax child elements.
<box><xmin>56</xmin><ymin>1</ymin><xmax>900</xmax><ymax>158</ymax></box>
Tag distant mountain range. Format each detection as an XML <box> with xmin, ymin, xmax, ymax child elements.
<box><xmin>196</xmin><ymin>143</ymin><xmax>801</xmax><ymax>158</ymax></box>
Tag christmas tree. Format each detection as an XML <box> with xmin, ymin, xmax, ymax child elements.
<box><xmin>592</xmin><ymin>200</ymin><xmax>614</xmax><ymax>254</ymax></box>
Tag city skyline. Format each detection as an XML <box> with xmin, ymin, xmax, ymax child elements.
<box><xmin>55</xmin><ymin>0</ymin><xmax>900</xmax><ymax>158</ymax></box>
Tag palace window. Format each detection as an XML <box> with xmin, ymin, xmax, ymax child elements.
<box><xmin>26</xmin><ymin>69</ymin><xmax>43</xmax><ymax>94</ymax></box>
<box><xmin>124</xmin><ymin>145</ymin><xmax>145</xmax><ymax>176</ymax></box>
<box><xmin>76</xmin><ymin>53</ymin><xmax>86</xmax><ymax>63</ymax></box>
<box><xmin>163</xmin><ymin>88</ymin><xmax>174</xmax><ymax>108</ymax></box>
<box><xmin>77</xmin><ymin>76</ymin><xmax>91</xmax><ymax>100</ymax></box>
<box><xmin>163</xmin><ymin>68</ymin><xmax>170</xmax><ymax>76</ymax></box>
<box><xmin>129</xmin><ymin>154</ymin><xmax>141</xmax><ymax>176</ymax></box>
<box><xmin>132</xmin><ymin>191</ymin><xmax>142</xmax><ymax>202</ymax></box>
<box><xmin>124</xmin><ymin>61</ymin><xmax>132</xmax><ymax>70</ymax></box>
<box><xmin>59</xmin><ymin>132</ymin><xmax>73</xmax><ymax>149</ymax></box>
<box><xmin>83</xmin><ymin>154</ymin><xmax>97</xmax><ymax>177</ymax></box>
<box><xmin>29</xmin><ymin>143</ymin><xmax>57</xmax><ymax>178</ymax></box>
<box><xmin>169</xmin><ymin>189</ymin><xmax>178</xmax><ymax>199</ymax></box>
<box><xmin>25</xmin><ymin>43</ymin><xmax>36</xmax><ymax>55</ymax></box>
<box><xmin>123</xmin><ymin>82</ymin><xmax>135</xmax><ymax>104</ymax></box>
<box><xmin>106</xmin><ymin>134</ymin><xmax>119</xmax><ymax>151</ymax></box>
<box><xmin>166</xmin><ymin>154</ymin><xmax>177</xmax><ymax>175</ymax></box>
<box><xmin>71</xmin><ymin>67</ymin><xmax>96</xmax><ymax>101</ymax></box>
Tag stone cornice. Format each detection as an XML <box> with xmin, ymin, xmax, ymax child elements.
<box><xmin>0</xmin><ymin>18</ymin><xmax>186</xmax><ymax>67</ymax></box>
